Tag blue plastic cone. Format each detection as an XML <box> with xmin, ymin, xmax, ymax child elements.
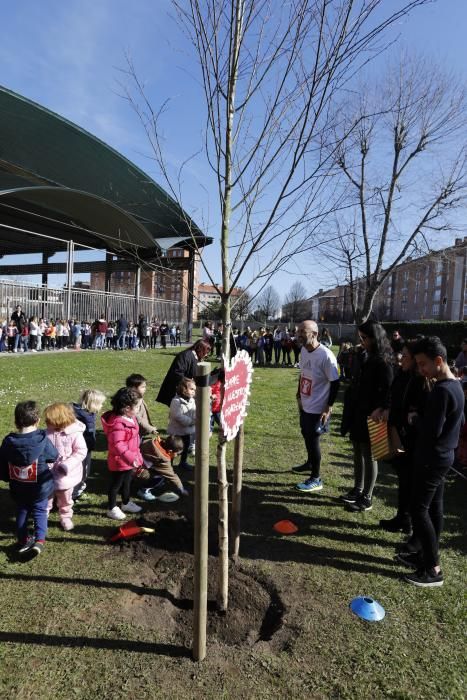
<box><xmin>349</xmin><ymin>596</ymin><xmax>385</xmax><ymax>622</ymax></box>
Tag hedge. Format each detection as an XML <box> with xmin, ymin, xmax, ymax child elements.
<box><xmin>382</xmin><ymin>321</ymin><xmax>467</xmax><ymax>360</ymax></box>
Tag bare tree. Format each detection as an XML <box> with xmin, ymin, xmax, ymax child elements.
<box><xmin>254</xmin><ymin>285</ymin><xmax>280</xmax><ymax>322</ymax></box>
<box><xmin>283</xmin><ymin>281</ymin><xmax>309</xmax><ymax>323</ymax></box>
<box><xmin>231</xmin><ymin>290</ymin><xmax>251</xmax><ymax>323</ymax></box>
<box><xmin>321</xmin><ymin>55</ymin><xmax>467</xmax><ymax>321</ymax></box>
<box><xmin>123</xmin><ymin>0</ymin><xmax>431</xmax><ymax>611</ymax></box>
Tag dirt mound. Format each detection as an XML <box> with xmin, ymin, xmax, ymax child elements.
<box><xmin>113</xmin><ymin>509</ymin><xmax>289</xmax><ymax>651</ymax></box>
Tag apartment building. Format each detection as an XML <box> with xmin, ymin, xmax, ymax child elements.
<box><xmin>196</xmin><ymin>282</ymin><xmax>243</xmax><ymax>319</ymax></box>
<box><xmin>308</xmin><ymin>238</ymin><xmax>467</xmax><ymax>322</ymax></box>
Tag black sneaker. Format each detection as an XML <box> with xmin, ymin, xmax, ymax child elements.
<box><xmin>30</xmin><ymin>542</ymin><xmax>44</xmax><ymax>557</ymax></box>
<box><xmin>339</xmin><ymin>488</ymin><xmax>362</xmax><ymax>504</ymax></box>
<box><xmin>379</xmin><ymin>516</ymin><xmax>412</xmax><ymax>534</ymax></box>
<box><xmin>347</xmin><ymin>494</ymin><xmax>372</xmax><ymax>512</ymax></box>
<box><xmin>292</xmin><ymin>463</ymin><xmax>310</xmax><ymax>473</ymax></box>
<box><xmin>17</xmin><ymin>536</ymin><xmax>35</xmax><ymax>555</ymax></box>
<box><xmin>395</xmin><ymin>551</ymin><xmax>423</xmax><ymax>569</ymax></box>
<box><xmin>404</xmin><ymin>568</ymin><xmax>444</xmax><ymax>587</ymax></box>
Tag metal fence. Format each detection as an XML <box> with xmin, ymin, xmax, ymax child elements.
<box><xmin>0</xmin><ymin>279</ymin><xmax>187</xmax><ymax>326</ymax></box>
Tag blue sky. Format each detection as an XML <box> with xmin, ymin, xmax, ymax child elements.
<box><xmin>1</xmin><ymin>0</ymin><xmax>467</xmax><ymax>299</ymax></box>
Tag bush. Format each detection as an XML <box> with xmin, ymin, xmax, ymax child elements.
<box><xmin>382</xmin><ymin>321</ymin><xmax>467</xmax><ymax>359</ymax></box>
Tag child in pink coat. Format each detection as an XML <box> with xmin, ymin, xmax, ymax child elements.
<box><xmin>101</xmin><ymin>387</ymin><xmax>143</xmax><ymax>521</ymax></box>
<box><xmin>44</xmin><ymin>403</ymin><xmax>87</xmax><ymax>531</ymax></box>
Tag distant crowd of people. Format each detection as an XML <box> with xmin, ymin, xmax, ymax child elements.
<box><xmin>201</xmin><ymin>320</ymin><xmax>333</xmax><ymax>366</ymax></box>
<box><xmin>0</xmin><ymin>305</ymin><xmax>184</xmax><ymax>353</ymax></box>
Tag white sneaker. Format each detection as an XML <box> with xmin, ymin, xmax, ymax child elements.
<box><xmin>107</xmin><ymin>506</ymin><xmax>126</xmax><ymax>520</ymax></box>
<box><xmin>121</xmin><ymin>501</ymin><xmax>142</xmax><ymax>513</ymax></box>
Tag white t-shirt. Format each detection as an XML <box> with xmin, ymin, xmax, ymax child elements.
<box><xmin>299</xmin><ymin>344</ymin><xmax>339</xmax><ymax>414</ymax></box>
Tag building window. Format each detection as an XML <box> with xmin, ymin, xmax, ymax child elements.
<box><xmin>433</xmin><ymin>289</ymin><xmax>441</xmax><ymax>302</ymax></box>
<box><xmin>432</xmin><ymin>303</ymin><xmax>440</xmax><ymax>316</ymax></box>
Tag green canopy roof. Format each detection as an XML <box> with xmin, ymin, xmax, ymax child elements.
<box><xmin>0</xmin><ymin>86</ymin><xmax>210</xmax><ymax>258</ymax></box>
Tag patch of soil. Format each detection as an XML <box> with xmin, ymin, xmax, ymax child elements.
<box><xmin>113</xmin><ymin>508</ymin><xmax>290</xmax><ymax>652</ymax></box>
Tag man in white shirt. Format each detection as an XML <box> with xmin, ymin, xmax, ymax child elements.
<box><xmin>294</xmin><ymin>320</ymin><xmax>340</xmax><ymax>493</ymax></box>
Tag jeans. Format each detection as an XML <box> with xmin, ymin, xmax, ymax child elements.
<box><xmin>411</xmin><ymin>463</ymin><xmax>450</xmax><ymax>569</ymax></box>
<box><xmin>299</xmin><ymin>411</ymin><xmax>327</xmax><ymax>479</ymax></box>
<box><xmin>16</xmin><ymin>498</ymin><xmax>49</xmax><ymax>542</ymax></box>
<box><xmin>352</xmin><ymin>441</ymin><xmax>378</xmax><ymax>498</ymax></box>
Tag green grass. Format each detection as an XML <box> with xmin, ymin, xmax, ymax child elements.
<box><xmin>0</xmin><ymin>348</ymin><xmax>465</xmax><ymax>699</ymax></box>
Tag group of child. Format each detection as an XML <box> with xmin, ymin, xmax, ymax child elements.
<box><xmin>0</xmin><ymin>369</ymin><xmax>224</xmax><ymax>557</ymax></box>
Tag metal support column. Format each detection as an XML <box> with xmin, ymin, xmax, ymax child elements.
<box><xmin>134</xmin><ymin>266</ymin><xmax>141</xmax><ymax>321</ymax></box>
<box><xmin>65</xmin><ymin>240</ymin><xmax>74</xmax><ymax>320</ymax></box>
<box><xmin>186</xmin><ymin>251</ymin><xmax>195</xmax><ymax>342</ymax></box>
<box><xmin>104</xmin><ymin>251</ymin><xmax>113</xmax><ymax>319</ymax></box>
<box><xmin>41</xmin><ymin>252</ymin><xmax>49</xmax><ymax>319</ymax></box>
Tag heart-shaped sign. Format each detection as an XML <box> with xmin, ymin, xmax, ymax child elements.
<box><xmin>220</xmin><ymin>349</ymin><xmax>253</xmax><ymax>441</ymax></box>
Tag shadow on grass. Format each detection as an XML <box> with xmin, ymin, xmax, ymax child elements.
<box><xmin>0</xmin><ymin>630</ymin><xmax>188</xmax><ymax>657</ymax></box>
<box><xmin>0</xmin><ymin>570</ymin><xmax>208</xmax><ymax>614</ymax></box>
<box><xmin>240</xmin><ymin>533</ymin><xmax>401</xmax><ymax>578</ymax></box>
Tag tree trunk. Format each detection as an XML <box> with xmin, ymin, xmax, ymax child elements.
<box><xmin>217</xmin><ymin>294</ymin><xmax>231</xmax><ymax>611</ymax></box>
<box><xmin>231</xmin><ymin>423</ymin><xmax>244</xmax><ymax>562</ymax></box>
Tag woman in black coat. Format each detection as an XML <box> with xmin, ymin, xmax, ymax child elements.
<box><xmin>156</xmin><ymin>340</ymin><xmax>210</xmax><ymax>406</ymax></box>
<box><xmin>341</xmin><ymin>319</ymin><xmax>393</xmax><ymax>512</ymax></box>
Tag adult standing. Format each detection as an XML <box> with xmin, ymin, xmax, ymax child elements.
<box><xmin>159</xmin><ymin>320</ymin><xmax>169</xmax><ymax>349</ymax></box>
<box><xmin>11</xmin><ymin>304</ymin><xmax>26</xmax><ymax>352</ymax></box>
<box><xmin>340</xmin><ymin>319</ymin><xmax>393</xmax><ymax>512</ymax></box>
<box><xmin>116</xmin><ymin>315</ymin><xmax>128</xmax><ymax>350</ymax></box>
<box><xmin>156</xmin><ymin>339</ymin><xmax>211</xmax><ymax>406</ymax></box>
<box><xmin>137</xmin><ymin>314</ymin><xmax>148</xmax><ymax>350</ymax></box>
<box><xmin>294</xmin><ymin>320</ymin><xmax>340</xmax><ymax>493</ymax></box>
<box><xmin>320</xmin><ymin>327</ymin><xmax>332</xmax><ymax>348</ymax></box>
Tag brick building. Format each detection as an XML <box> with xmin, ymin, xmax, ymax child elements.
<box><xmin>90</xmin><ymin>248</ymin><xmax>199</xmax><ymax>313</ymax></box>
<box><xmin>196</xmin><ymin>282</ymin><xmax>243</xmax><ymax>319</ymax></box>
<box><xmin>307</xmin><ymin>238</ymin><xmax>467</xmax><ymax>322</ymax></box>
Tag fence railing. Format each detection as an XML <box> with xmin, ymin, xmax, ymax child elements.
<box><xmin>0</xmin><ymin>279</ymin><xmax>187</xmax><ymax>327</ymax></box>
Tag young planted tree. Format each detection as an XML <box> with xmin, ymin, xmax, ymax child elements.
<box><xmin>322</xmin><ymin>55</ymin><xmax>467</xmax><ymax>322</ymax></box>
<box><xmin>124</xmin><ymin>0</ymin><xmax>431</xmax><ymax>610</ymax></box>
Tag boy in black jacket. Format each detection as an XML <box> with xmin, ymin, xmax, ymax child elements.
<box><xmin>402</xmin><ymin>337</ymin><xmax>464</xmax><ymax>587</ymax></box>
<box><xmin>0</xmin><ymin>401</ymin><xmax>58</xmax><ymax>556</ymax></box>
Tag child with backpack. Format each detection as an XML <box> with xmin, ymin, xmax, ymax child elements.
<box><xmin>0</xmin><ymin>401</ymin><xmax>59</xmax><ymax>556</ymax></box>
<box><xmin>72</xmin><ymin>389</ymin><xmax>106</xmax><ymax>500</ymax></box>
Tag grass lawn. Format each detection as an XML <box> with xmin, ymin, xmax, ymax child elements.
<box><xmin>0</xmin><ymin>348</ymin><xmax>465</xmax><ymax>699</ymax></box>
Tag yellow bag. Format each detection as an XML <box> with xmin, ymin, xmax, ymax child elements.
<box><xmin>367</xmin><ymin>417</ymin><xmax>391</xmax><ymax>461</ymax></box>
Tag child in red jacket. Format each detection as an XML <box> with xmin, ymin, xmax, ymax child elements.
<box><xmin>101</xmin><ymin>387</ymin><xmax>143</xmax><ymax>521</ymax></box>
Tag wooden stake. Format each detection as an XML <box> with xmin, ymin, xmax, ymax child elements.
<box><xmin>231</xmin><ymin>423</ymin><xmax>244</xmax><ymax>562</ymax></box>
<box><xmin>193</xmin><ymin>361</ymin><xmax>211</xmax><ymax>662</ymax></box>
<box><xmin>216</xmin><ymin>434</ymin><xmax>229</xmax><ymax>611</ymax></box>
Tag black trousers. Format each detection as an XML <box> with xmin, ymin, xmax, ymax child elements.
<box><xmin>299</xmin><ymin>411</ymin><xmax>326</xmax><ymax>479</ymax></box>
<box><xmin>411</xmin><ymin>463</ymin><xmax>450</xmax><ymax>570</ymax></box>
<box><xmin>108</xmin><ymin>470</ymin><xmax>133</xmax><ymax>509</ymax></box>
<box><xmin>393</xmin><ymin>451</ymin><xmax>413</xmax><ymax>519</ymax></box>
